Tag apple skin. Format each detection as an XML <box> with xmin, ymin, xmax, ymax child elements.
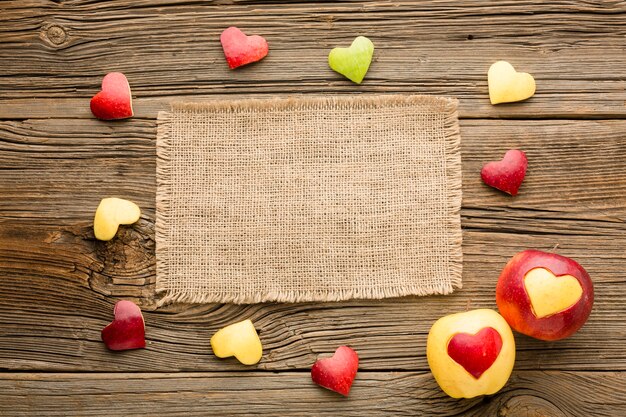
<box><xmin>101</xmin><ymin>300</ymin><xmax>145</xmax><ymax>351</ymax></box>
<box><xmin>310</xmin><ymin>346</ymin><xmax>359</xmax><ymax>396</ymax></box>
<box><xmin>427</xmin><ymin>309</ymin><xmax>515</xmax><ymax>399</ymax></box>
<box><xmin>496</xmin><ymin>249</ymin><xmax>594</xmax><ymax>341</ymax></box>
<box><xmin>90</xmin><ymin>72</ymin><xmax>133</xmax><ymax>120</ymax></box>
<box><xmin>447</xmin><ymin>327</ymin><xmax>503</xmax><ymax>379</ymax></box>
<box><xmin>480</xmin><ymin>149</ymin><xmax>528</xmax><ymax>196</ymax></box>
<box><xmin>220</xmin><ymin>27</ymin><xmax>269</xmax><ymax>69</ymax></box>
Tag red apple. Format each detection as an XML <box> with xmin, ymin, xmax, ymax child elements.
<box><xmin>311</xmin><ymin>346</ymin><xmax>358</xmax><ymax>396</ymax></box>
<box><xmin>496</xmin><ymin>249</ymin><xmax>593</xmax><ymax>341</ymax></box>
<box><xmin>101</xmin><ymin>300</ymin><xmax>146</xmax><ymax>351</ymax></box>
<box><xmin>90</xmin><ymin>72</ymin><xmax>133</xmax><ymax>120</ymax></box>
<box><xmin>220</xmin><ymin>27</ymin><xmax>269</xmax><ymax>69</ymax></box>
<box><xmin>481</xmin><ymin>149</ymin><xmax>527</xmax><ymax>196</ymax></box>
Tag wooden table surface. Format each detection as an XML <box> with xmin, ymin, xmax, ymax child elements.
<box><xmin>1</xmin><ymin>1</ymin><xmax>626</xmax><ymax>416</ymax></box>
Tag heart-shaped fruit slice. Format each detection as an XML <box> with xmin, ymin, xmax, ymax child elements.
<box><xmin>481</xmin><ymin>149</ymin><xmax>528</xmax><ymax>196</ymax></box>
<box><xmin>524</xmin><ymin>268</ymin><xmax>583</xmax><ymax>318</ymax></box>
<box><xmin>311</xmin><ymin>346</ymin><xmax>359</xmax><ymax>396</ymax></box>
<box><xmin>488</xmin><ymin>61</ymin><xmax>536</xmax><ymax>104</ymax></box>
<box><xmin>210</xmin><ymin>319</ymin><xmax>262</xmax><ymax>365</ymax></box>
<box><xmin>220</xmin><ymin>27</ymin><xmax>269</xmax><ymax>69</ymax></box>
<box><xmin>90</xmin><ymin>72</ymin><xmax>133</xmax><ymax>120</ymax></box>
<box><xmin>328</xmin><ymin>36</ymin><xmax>374</xmax><ymax>84</ymax></box>
<box><xmin>447</xmin><ymin>327</ymin><xmax>503</xmax><ymax>379</ymax></box>
<box><xmin>94</xmin><ymin>198</ymin><xmax>141</xmax><ymax>241</ymax></box>
<box><xmin>101</xmin><ymin>300</ymin><xmax>146</xmax><ymax>351</ymax></box>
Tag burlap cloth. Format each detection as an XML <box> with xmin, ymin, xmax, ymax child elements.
<box><xmin>156</xmin><ymin>95</ymin><xmax>462</xmax><ymax>305</ymax></box>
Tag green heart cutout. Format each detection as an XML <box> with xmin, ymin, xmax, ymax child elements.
<box><xmin>328</xmin><ymin>36</ymin><xmax>374</xmax><ymax>84</ymax></box>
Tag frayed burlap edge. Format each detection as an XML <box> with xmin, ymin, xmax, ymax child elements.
<box><xmin>155</xmin><ymin>110</ymin><xmax>172</xmax><ymax>305</ymax></box>
<box><xmin>156</xmin><ymin>94</ymin><xmax>463</xmax><ymax>306</ymax></box>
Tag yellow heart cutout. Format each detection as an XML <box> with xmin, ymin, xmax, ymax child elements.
<box><xmin>93</xmin><ymin>198</ymin><xmax>141</xmax><ymax>241</ymax></box>
<box><xmin>210</xmin><ymin>319</ymin><xmax>263</xmax><ymax>365</ymax></box>
<box><xmin>524</xmin><ymin>268</ymin><xmax>583</xmax><ymax>318</ymax></box>
<box><xmin>488</xmin><ymin>61</ymin><xmax>536</xmax><ymax>104</ymax></box>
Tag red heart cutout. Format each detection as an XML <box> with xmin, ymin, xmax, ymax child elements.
<box><xmin>220</xmin><ymin>27</ymin><xmax>269</xmax><ymax>69</ymax></box>
<box><xmin>101</xmin><ymin>300</ymin><xmax>145</xmax><ymax>351</ymax></box>
<box><xmin>311</xmin><ymin>346</ymin><xmax>359</xmax><ymax>396</ymax></box>
<box><xmin>447</xmin><ymin>327</ymin><xmax>503</xmax><ymax>379</ymax></box>
<box><xmin>90</xmin><ymin>72</ymin><xmax>133</xmax><ymax>120</ymax></box>
<box><xmin>481</xmin><ymin>149</ymin><xmax>528</xmax><ymax>196</ymax></box>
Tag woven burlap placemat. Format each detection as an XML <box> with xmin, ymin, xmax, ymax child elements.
<box><xmin>156</xmin><ymin>95</ymin><xmax>462</xmax><ymax>305</ymax></box>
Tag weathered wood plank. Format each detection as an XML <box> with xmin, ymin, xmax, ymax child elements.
<box><xmin>1</xmin><ymin>1</ymin><xmax>624</xmax><ymax>416</ymax></box>
<box><xmin>1</xmin><ymin>110</ymin><xmax>625</xmax><ymax>373</ymax></box>
<box><xmin>0</xmin><ymin>371</ymin><xmax>624</xmax><ymax>416</ymax></box>
<box><xmin>1</xmin><ymin>1</ymin><xmax>625</xmax><ymax>118</ymax></box>
<box><xmin>1</xmin><ymin>224</ymin><xmax>624</xmax><ymax>372</ymax></box>
<box><xmin>1</xmin><ymin>118</ymin><xmax>625</xmax><ymax>222</ymax></box>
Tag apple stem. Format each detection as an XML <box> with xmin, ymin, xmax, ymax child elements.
<box><xmin>549</xmin><ymin>243</ymin><xmax>560</xmax><ymax>253</ymax></box>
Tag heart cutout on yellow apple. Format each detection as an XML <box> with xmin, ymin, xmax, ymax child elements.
<box><xmin>524</xmin><ymin>268</ymin><xmax>583</xmax><ymax>318</ymax></box>
<box><xmin>447</xmin><ymin>327</ymin><xmax>503</xmax><ymax>379</ymax></box>
<box><xmin>488</xmin><ymin>61</ymin><xmax>535</xmax><ymax>104</ymax></box>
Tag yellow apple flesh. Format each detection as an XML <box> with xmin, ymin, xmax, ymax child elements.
<box><xmin>524</xmin><ymin>268</ymin><xmax>583</xmax><ymax>318</ymax></box>
<box><xmin>488</xmin><ymin>61</ymin><xmax>536</xmax><ymax>104</ymax></box>
<box><xmin>210</xmin><ymin>319</ymin><xmax>262</xmax><ymax>365</ymax></box>
<box><xmin>93</xmin><ymin>198</ymin><xmax>141</xmax><ymax>241</ymax></box>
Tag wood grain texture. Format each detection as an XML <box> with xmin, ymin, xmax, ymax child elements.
<box><xmin>0</xmin><ymin>119</ymin><xmax>624</xmax><ymax>374</ymax></box>
<box><xmin>1</xmin><ymin>1</ymin><xmax>625</xmax><ymax>118</ymax></box>
<box><xmin>2</xmin><ymin>224</ymin><xmax>625</xmax><ymax>372</ymax></box>
<box><xmin>1</xmin><ymin>118</ymin><xmax>625</xmax><ymax>222</ymax></box>
<box><xmin>1</xmin><ymin>371</ymin><xmax>625</xmax><ymax>416</ymax></box>
<box><xmin>2</xmin><ymin>0</ymin><xmax>626</xmax><ymax>415</ymax></box>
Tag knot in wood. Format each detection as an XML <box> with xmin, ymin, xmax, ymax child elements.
<box><xmin>45</xmin><ymin>25</ymin><xmax>67</xmax><ymax>45</ymax></box>
<box><xmin>498</xmin><ymin>394</ymin><xmax>567</xmax><ymax>417</ymax></box>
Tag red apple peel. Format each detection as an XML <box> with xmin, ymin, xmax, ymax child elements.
<box><xmin>311</xmin><ymin>346</ymin><xmax>358</xmax><ymax>396</ymax></box>
<box><xmin>101</xmin><ymin>300</ymin><xmax>146</xmax><ymax>351</ymax></box>
<box><xmin>481</xmin><ymin>149</ymin><xmax>527</xmax><ymax>196</ymax></box>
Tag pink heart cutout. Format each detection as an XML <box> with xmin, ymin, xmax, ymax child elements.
<box><xmin>220</xmin><ymin>27</ymin><xmax>269</xmax><ymax>69</ymax></box>
<box><xmin>90</xmin><ymin>72</ymin><xmax>133</xmax><ymax>120</ymax></box>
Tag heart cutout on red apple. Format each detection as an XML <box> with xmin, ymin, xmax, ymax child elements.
<box><xmin>90</xmin><ymin>72</ymin><xmax>133</xmax><ymax>120</ymax></box>
<box><xmin>311</xmin><ymin>346</ymin><xmax>359</xmax><ymax>396</ymax></box>
<box><xmin>220</xmin><ymin>26</ymin><xmax>269</xmax><ymax>69</ymax></box>
<box><xmin>447</xmin><ymin>327</ymin><xmax>503</xmax><ymax>379</ymax></box>
<box><xmin>101</xmin><ymin>300</ymin><xmax>145</xmax><ymax>351</ymax></box>
<box><xmin>524</xmin><ymin>267</ymin><xmax>583</xmax><ymax>319</ymax></box>
<box><xmin>481</xmin><ymin>149</ymin><xmax>528</xmax><ymax>196</ymax></box>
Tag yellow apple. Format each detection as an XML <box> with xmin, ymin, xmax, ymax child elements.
<box><xmin>93</xmin><ymin>198</ymin><xmax>141</xmax><ymax>241</ymax></box>
<box><xmin>210</xmin><ymin>319</ymin><xmax>262</xmax><ymax>365</ymax></box>
<box><xmin>427</xmin><ymin>309</ymin><xmax>515</xmax><ymax>398</ymax></box>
